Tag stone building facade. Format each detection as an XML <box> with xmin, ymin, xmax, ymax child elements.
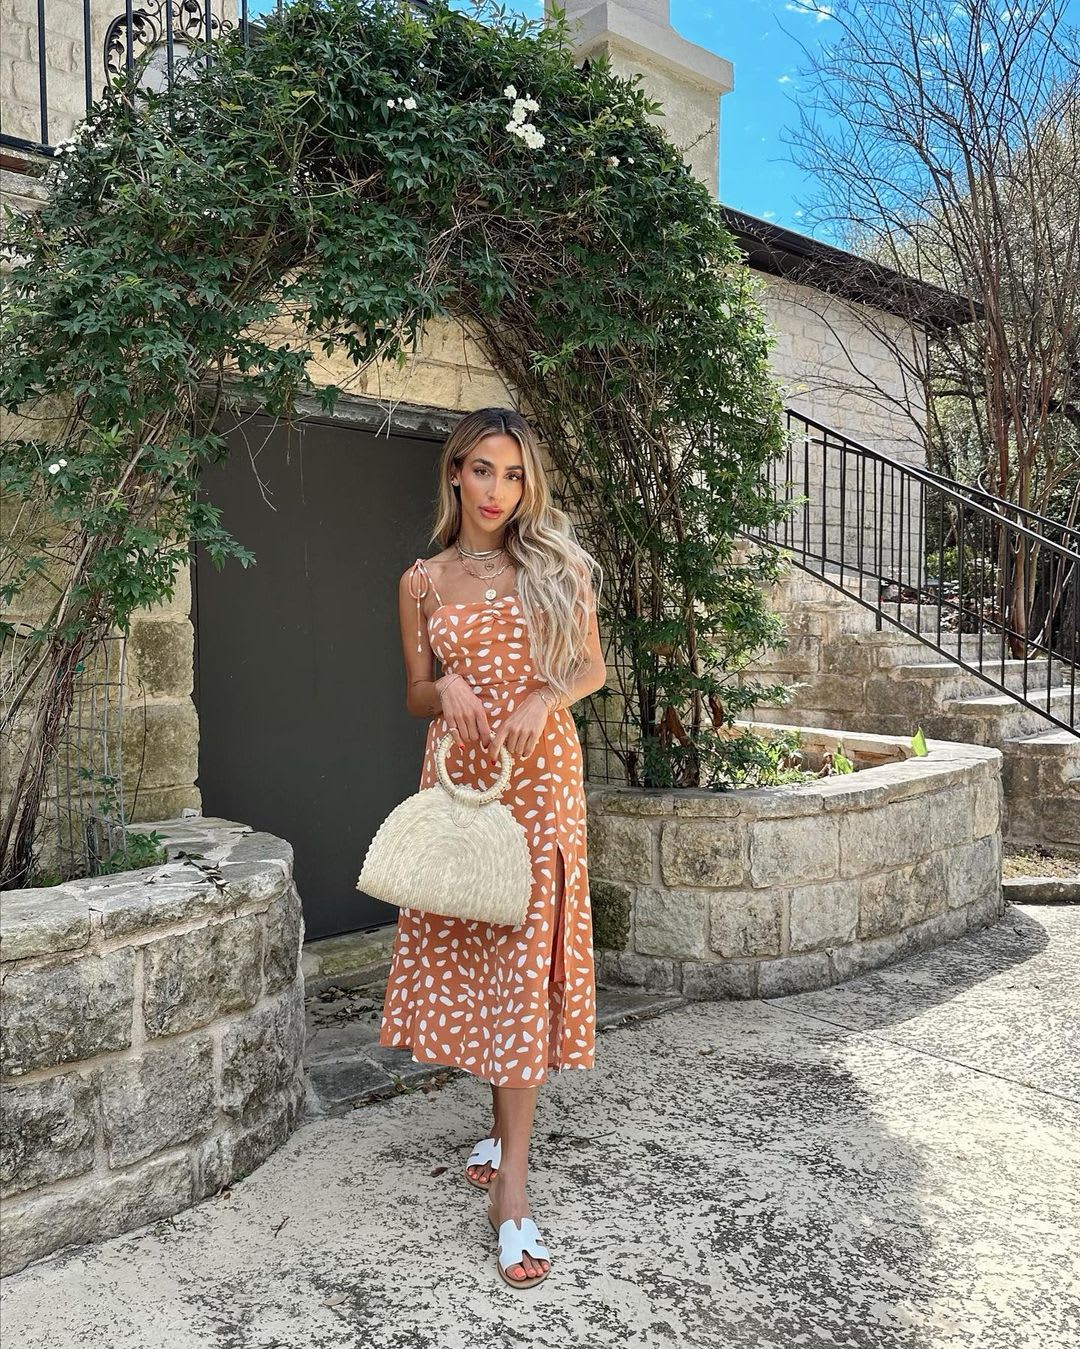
<box><xmin>1</xmin><ymin>0</ymin><xmax>963</xmax><ymax>834</ymax></box>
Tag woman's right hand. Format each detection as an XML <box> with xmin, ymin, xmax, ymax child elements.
<box><xmin>437</xmin><ymin>675</ymin><xmax>492</xmax><ymax>751</ymax></box>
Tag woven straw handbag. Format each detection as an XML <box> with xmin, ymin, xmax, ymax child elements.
<box><xmin>356</xmin><ymin>731</ymin><xmax>533</xmax><ymax>927</ymax></box>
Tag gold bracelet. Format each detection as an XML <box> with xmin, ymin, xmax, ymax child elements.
<box><xmin>533</xmin><ymin>686</ymin><xmax>558</xmax><ymax>712</ymax></box>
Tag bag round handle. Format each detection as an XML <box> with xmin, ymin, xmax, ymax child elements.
<box><xmin>434</xmin><ymin>730</ymin><xmax>514</xmax><ymax>803</ymax></box>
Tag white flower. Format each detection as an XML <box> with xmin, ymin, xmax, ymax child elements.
<box><xmin>608</xmin><ymin>155</ymin><xmax>620</xmax><ymax>166</ymax></box>
<box><xmin>387</xmin><ymin>98</ymin><xmax>396</xmax><ymax>107</ymax></box>
<box><xmin>627</xmin><ymin>156</ymin><xmax>634</xmax><ymax>164</ymax></box>
<box><xmin>521</xmin><ymin>97</ymin><xmax>539</xmax><ymax>111</ymax></box>
<box><xmin>48</xmin><ymin>463</ymin><xmax>60</xmax><ymax>474</ymax></box>
<box><xmin>58</xmin><ymin>458</ymin><xmax>67</xmax><ymax>467</ymax></box>
<box><xmin>402</xmin><ymin>96</ymin><xmax>417</xmax><ymax>110</ymax></box>
<box><xmin>503</xmin><ymin>83</ymin><xmax>517</xmax><ymax>99</ymax></box>
<box><xmin>511</xmin><ymin>100</ymin><xmax>528</xmax><ymax>123</ymax></box>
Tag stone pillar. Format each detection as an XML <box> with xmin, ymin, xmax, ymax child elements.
<box><xmin>546</xmin><ymin>0</ymin><xmax>733</xmax><ymax>196</ymax></box>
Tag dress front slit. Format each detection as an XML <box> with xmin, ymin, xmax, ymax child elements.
<box><xmin>377</xmin><ymin>557</ymin><xmax>596</xmax><ymax>1087</ymax></box>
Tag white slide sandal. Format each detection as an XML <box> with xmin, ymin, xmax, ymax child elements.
<box><xmin>486</xmin><ymin>1207</ymin><xmax>552</xmax><ymax>1289</ymax></box>
<box><xmin>464</xmin><ymin>1135</ymin><xmax>502</xmax><ymax>1190</ymax></box>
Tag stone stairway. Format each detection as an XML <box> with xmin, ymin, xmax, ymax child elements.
<box><xmin>743</xmin><ymin>567</ymin><xmax>1079</xmax><ymax>852</ymax></box>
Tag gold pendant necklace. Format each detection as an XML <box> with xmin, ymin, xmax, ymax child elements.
<box><xmin>456</xmin><ymin>544</ymin><xmax>510</xmax><ymax>602</ymax></box>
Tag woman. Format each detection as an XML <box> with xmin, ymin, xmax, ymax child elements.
<box><xmin>377</xmin><ymin>406</ymin><xmax>607</xmax><ymax>1289</ymax></box>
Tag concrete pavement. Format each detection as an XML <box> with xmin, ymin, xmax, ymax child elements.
<box><xmin>2</xmin><ymin>901</ymin><xmax>1077</xmax><ymax>1349</ymax></box>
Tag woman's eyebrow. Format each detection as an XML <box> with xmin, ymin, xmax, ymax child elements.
<box><xmin>472</xmin><ymin>457</ymin><xmax>524</xmax><ymax>471</ymax></box>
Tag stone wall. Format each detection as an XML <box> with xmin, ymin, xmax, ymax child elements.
<box><xmin>587</xmin><ymin>725</ymin><xmax>1004</xmax><ymax>999</ymax></box>
<box><xmin>741</xmin><ymin>566</ymin><xmax>1078</xmax><ymax>849</ymax></box>
<box><xmin>0</xmin><ymin>817</ymin><xmax>306</xmax><ymax>1277</ymax></box>
<box><xmin>755</xmin><ymin>271</ymin><xmax>929</xmax><ymax>586</ymax></box>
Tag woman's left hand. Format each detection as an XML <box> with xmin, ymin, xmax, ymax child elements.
<box><xmin>486</xmin><ymin>693</ymin><xmax>549</xmax><ymax>766</ymax></box>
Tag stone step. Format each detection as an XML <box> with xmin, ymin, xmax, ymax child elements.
<box><xmin>868</xmin><ymin>633</ymin><xmax>991</xmax><ymax>666</ymax></box>
<box><xmin>940</xmin><ymin>685</ymin><xmax>1078</xmax><ymax>745</ymax></box>
<box><xmin>889</xmin><ymin>658</ymin><xmax>1060</xmax><ymax>699</ymax></box>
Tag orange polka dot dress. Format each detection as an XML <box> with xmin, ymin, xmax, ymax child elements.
<box><xmin>377</xmin><ymin>557</ymin><xmax>597</xmax><ymax>1087</ymax></box>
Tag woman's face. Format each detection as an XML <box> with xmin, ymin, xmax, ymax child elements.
<box><xmin>454</xmin><ymin>433</ymin><xmax>526</xmax><ymax>530</ymax></box>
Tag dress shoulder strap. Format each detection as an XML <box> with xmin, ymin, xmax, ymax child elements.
<box><xmin>407</xmin><ymin>558</ymin><xmax>444</xmax><ymax>654</ymax></box>
<box><xmin>408</xmin><ymin>557</ymin><xmax>444</xmax><ymax>604</ymax></box>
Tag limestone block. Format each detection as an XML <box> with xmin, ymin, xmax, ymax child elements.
<box><xmin>0</xmin><ymin>1071</ymin><xmax>96</xmax><ymax>1199</ymax></box>
<box><xmin>126</xmin><ymin>785</ymin><xmax>202</xmax><ymax>822</ymax></box>
<box><xmin>416</xmin><ymin>317</ymin><xmax>489</xmax><ymax>368</ymax></box>
<box><xmin>0</xmin><ymin>1154</ymin><xmax>193</xmax><ymax>1278</ymax></box>
<box><xmin>926</xmin><ymin>785</ymin><xmax>976</xmax><ymax>851</ymax></box>
<box><xmin>590</xmin><ymin>878</ymin><xmax>632</xmax><ymax>952</ymax></box>
<box><xmin>594</xmin><ymin>949</ymin><xmax>679</xmax><ymax>992</ymax></box>
<box><xmin>587</xmin><ymin>786</ymin><xmax>674</xmax><ymax>816</ymax></box>
<box><xmin>972</xmin><ymin>776</ymin><xmax>1003</xmax><ymax>840</ymax></box>
<box><xmin>120</xmin><ymin>699</ymin><xmax>199</xmax><ymax>790</ymax></box>
<box><xmin>99</xmin><ymin>1036</ymin><xmax>216</xmax><ymax>1169</ymax></box>
<box><xmin>757</xmin><ymin>950</ymin><xmax>833</xmax><ymax>998</ymax></box>
<box><xmin>750</xmin><ymin>814</ymin><xmax>839</xmax><ymax>888</ymax></box>
<box><xmin>194</xmin><ymin>1080</ymin><xmax>304</xmax><ymax>1200</ymax></box>
<box><xmin>709</xmin><ymin>889</ymin><xmax>783</xmax><ymax>958</ymax></box>
<box><xmin>858</xmin><ymin>852</ymin><xmax>946</xmax><ymax>938</ymax></box>
<box><xmin>221</xmin><ymin>982</ymin><xmax>306</xmax><ymax>1122</ymax></box>
<box><xmin>362</xmin><ymin>356</ymin><xmax>463</xmax><ymax>408</ymax></box>
<box><xmin>125</xmin><ymin>619</ymin><xmax>194</xmax><ymax>699</ymax></box>
<box><xmin>680</xmin><ymin>960</ymin><xmax>756</xmax><ymax>1000</ymax></box>
<box><xmin>0</xmin><ymin>949</ymin><xmax>134</xmax><ymax>1077</ymax></box>
<box><xmin>633</xmin><ymin>888</ymin><xmax>709</xmax><ymax>961</ymax></box>
<box><xmin>838</xmin><ymin>796</ymin><xmax>931</xmax><ymax>877</ymax></box>
<box><xmin>263</xmin><ymin>882</ymin><xmax>305</xmax><ymax>995</ymax></box>
<box><xmin>789</xmin><ymin>879</ymin><xmax>859</xmax><ymax>951</ymax></box>
<box><xmin>588</xmin><ymin>813</ymin><xmax>654</xmax><ymax>884</ymax></box>
<box><xmin>943</xmin><ymin>835</ymin><xmax>1001</xmax><ymax>912</ymax></box>
<box><xmin>0</xmin><ymin>886</ymin><xmax>91</xmax><ymax>961</ymax></box>
<box><xmin>660</xmin><ymin>819</ymin><xmax>749</xmax><ymax>888</ymax></box>
<box><xmin>142</xmin><ymin>914</ymin><xmax>263</xmax><ymax>1038</ymax></box>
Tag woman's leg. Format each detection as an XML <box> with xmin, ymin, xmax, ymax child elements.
<box><xmin>467</xmin><ymin>844</ymin><xmax>565</xmax><ymax>1189</ymax></box>
<box><xmin>487</xmin><ymin>846</ymin><xmax>560</xmax><ymax>1278</ymax></box>
<box><xmin>487</xmin><ymin>1083</ymin><xmax>549</xmax><ymax>1280</ymax></box>
<box><xmin>465</xmin><ymin>1084</ymin><xmax>502</xmax><ymax>1185</ymax></box>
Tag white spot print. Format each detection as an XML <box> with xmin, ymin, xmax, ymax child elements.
<box><xmin>377</xmin><ymin>563</ymin><xmax>596</xmax><ymax>1086</ymax></box>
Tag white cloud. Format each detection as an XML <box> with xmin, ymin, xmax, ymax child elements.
<box><xmin>784</xmin><ymin>1</ymin><xmax>833</xmax><ymax>21</ymax></box>
<box><xmin>778</xmin><ymin>74</ymin><xmax>792</xmax><ymax>84</ymax></box>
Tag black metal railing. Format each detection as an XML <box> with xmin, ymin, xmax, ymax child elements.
<box><xmin>748</xmin><ymin>408</ymin><xmax>1078</xmax><ymax>735</ymax></box>
<box><xmin>1</xmin><ymin>0</ymin><xmax>266</xmax><ymax>158</ymax></box>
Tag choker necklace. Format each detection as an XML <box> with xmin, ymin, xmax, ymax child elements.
<box><xmin>456</xmin><ymin>542</ymin><xmax>504</xmax><ymax>558</ymax></box>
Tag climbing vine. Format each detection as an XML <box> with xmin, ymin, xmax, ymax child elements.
<box><xmin>0</xmin><ymin>0</ymin><xmax>789</xmax><ymax>886</ymax></box>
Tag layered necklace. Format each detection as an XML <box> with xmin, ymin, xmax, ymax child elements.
<box><xmin>456</xmin><ymin>540</ymin><xmax>512</xmax><ymax>602</ymax></box>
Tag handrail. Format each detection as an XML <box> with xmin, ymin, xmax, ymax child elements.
<box><xmin>745</xmin><ymin>408</ymin><xmax>1078</xmax><ymax>736</ymax></box>
<box><xmin>918</xmin><ymin>464</ymin><xmax>1080</xmax><ymax>548</ymax></box>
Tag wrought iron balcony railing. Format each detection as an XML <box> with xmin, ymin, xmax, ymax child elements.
<box><xmin>1</xmin><ymin>0</ymin><xmax>266</xmax><ymax>159</ymax></box>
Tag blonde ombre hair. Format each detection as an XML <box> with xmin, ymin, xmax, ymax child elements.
<box><xmin>427</xmin><ymin>407</ymin><xmax>603</xmax><ymax>702</ymax></box>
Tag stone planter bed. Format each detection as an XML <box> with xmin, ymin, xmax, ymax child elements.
<box><xmin>0</xmin><ymin>818</ymin><xmax>306</xmax><ymax>1277</ymax></box>
<box><xmin>586</xmin><ymin>723</ymin><xmax>1005</xmax><ymax>999</ymax></box>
